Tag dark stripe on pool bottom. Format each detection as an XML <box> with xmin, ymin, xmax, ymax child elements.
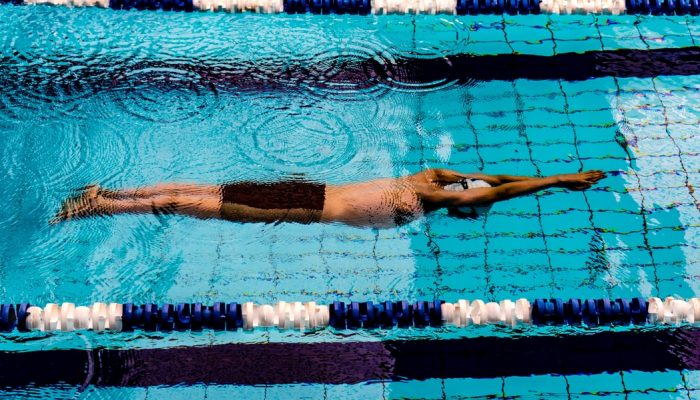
<box><xmin>1</xmin><ymin>46</ymin><xmax>699</xmax><ymax>95</ymax></box>
<box><xmin>0</xmin><ymin>327</ymin><xmax>698</xmax><ymax>387</ymax></box>
<box><xmin>395</xmin><ymin>46</ymin><xmax>700</xmax><ymax>82</ymax></box>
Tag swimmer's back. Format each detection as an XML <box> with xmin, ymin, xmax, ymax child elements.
<box><xmin>321</xmin><ymin>177</ymin><xmax>426</xmax><ymax>227</ymax></box>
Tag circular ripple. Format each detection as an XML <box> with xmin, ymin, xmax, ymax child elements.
<box><xmin>298</xmin><ymin>41</ymin><xmax>395</xmax><ymax>99</ymax></box>
<box><xmin>248</xmin><ymin>25</ymin><xmax>333</xmax><ymax>96</ymax></box>
<box><xmin>1</xmin><ymin>7</ymin><xmax>118</xmax><ymax>122</ymax></box>
<box><xmin>384</xmin><ymin>53</ymin><xmax>463</xmax><ymax>93</ymax></box>
<box><xmin>112</xmin><ymin>62</ymin><xmax>220</xmax><ymax>124</ymax></box>
<box><xmin>162</xmin><ymin>13</ymin><xmax>252</xmax><ymax>61</ymax></box>
<box><xmin>374</xmin><ymin>17</ymin><xmax>468</xmax><ymax>92</ymax></box>
<box><xmin>248</xmin><ymin>19</ymin><xmax>395</xmax><ymax>100</ymax></box>
<box><xmin>1</xmin><ymin>57</ymin><xmax>104</xmax><ymax>124</ymax></box>
<box><xmin>237</xmin><ymin>103</ymin><xmax>358</xmax><ymax>178</ymax></box>
<box><xmin>0</xmin><ymin>122</ymin><xmax>82</xmax><ymax>233</ymax></box>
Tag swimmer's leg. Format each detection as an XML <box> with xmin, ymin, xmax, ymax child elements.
<box><xmin>97</xmin><ymin>183</ymin><xmax>221</xmax><ymax>199</ymax></box>
<box><xmin>104</xmin><ymin>194</ymin><xmax>222</xmax><ymax>219</ymax></box>
<box><xmin>53</xmin><ymin>187</ymin><xmax>222</xmax><ymax>222</ymax></box>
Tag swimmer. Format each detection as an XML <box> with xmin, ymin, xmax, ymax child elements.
<box><xmin>53</xmin><ymin>169</ymin><xmax>606</xmax><ymax>227</ymax></box>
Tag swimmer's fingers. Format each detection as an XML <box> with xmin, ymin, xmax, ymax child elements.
<box><xmin>583</xmin><ymin>170</ymin><xmax>607</xmax><ymax>180</ymax></box>
<box><xmin>573</xmin><ymin>172</ymin><xmax>606</xmax><ymax>190</ymax></box>
<box><xmin>589</xmin><ymin>172</ymin><xmax>607</xmax><ymax>183</ymax></box>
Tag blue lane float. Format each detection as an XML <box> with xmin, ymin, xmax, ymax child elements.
<box><xmin>6</xmin><ymin>0</ymin><xmax>700</xmax><ymax>15</ymax></box>
<box><xmin>1</xmin><ymin>296</ymin><xmax>698</xmax><ymax>333</ymax></box>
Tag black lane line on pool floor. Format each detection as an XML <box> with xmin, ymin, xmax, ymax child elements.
<box><xmin>1</xmin><ymin>46</ymin><xmax>699</xmax><ymax>94</ymax></box>
<box><xmin>0</xmin><ymin>327</ymin><xmax>698</xmax><ymax>387</ymax></box>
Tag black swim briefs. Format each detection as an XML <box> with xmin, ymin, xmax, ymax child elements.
<box><xmin>221</xmin><ymin>180</ymin><xmax>326</xmax><ymax>213</ymax></box>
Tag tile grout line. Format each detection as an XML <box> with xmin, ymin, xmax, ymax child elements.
<box><xmin>415</xmin><ymin>85</ymin><xmax>444</xmax><ymax>300</ymax></box>
<box><xmin>633</xmin><ymin>17</ymin><xmax>700</xmax><ymax>213</ymax></box>
<box><xmin>504</xmin><ymin>20</ymin><xmax>557</xmax><ymax>296</ymax></box>
<box><xmin>551</xmin><ymin>15</ymin><xmax>615</xmax><ymax>296</ymax></box>
<box><xmin>600</xmin><ymin>18</ymin><xmax>661</xmax><ymax>297</ymax></box>
<box><xmin>462</xmin><ymin>82</ymin><xmax>493</xmax><ymax>300</ymax></box>
<box><xmin>512</xmin><ymin>103</ymin><xmax>557</xmax><ymax>297</ymax></box>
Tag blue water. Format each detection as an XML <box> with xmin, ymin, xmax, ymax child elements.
<box><xmin>0</xmin><ymin>7</ymin><xmax>699</xmax><ymax>398</ymax></box>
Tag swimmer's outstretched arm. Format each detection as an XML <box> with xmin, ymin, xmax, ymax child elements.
<box><xmin>462</xmin><ymin>173</ymin><xmax>537</xmax><ymax>186</ymax></box>
<box><xmin>426</xmin><ymin>168</ymin><xmax>537</xmax><ymax>186</ymax></box>
<box><xmin>432</xmin><ymin>170</ymin><xmax>606</xmax><ymax>207</ymax></box>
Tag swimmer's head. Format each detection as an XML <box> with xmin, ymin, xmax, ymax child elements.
<box><xmin>443</xmin><ymin>179</ymin><xmax>493</xmax><ymax>219</ymax></box>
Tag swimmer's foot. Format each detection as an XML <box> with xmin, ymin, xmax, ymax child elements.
<box><xmin>76</xmin><ymin>184</ymin><xmax>123</xmax><ymax>199</ymax></box>
<box><xmin>51</xmin><ymin>185</ymin><xmax>109</xmax><ymax>224</ymax></box>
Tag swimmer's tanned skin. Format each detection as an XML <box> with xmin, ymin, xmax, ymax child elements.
<box><xmin>54</xmin><ymin>169</ymin><xmax>606</xmax><ymax>227</ymax></box>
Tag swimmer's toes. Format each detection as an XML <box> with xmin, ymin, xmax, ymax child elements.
<box><xmin>54</xmin><ymin>186</ymin><xmax>105</xmax><ymax>222</ymax></box>
<box><xmin>84</xmin><ymin>184</ymin><xmax>123</xmax><ymax>200</ymax></box>
<box><xmin>97</xmin><ymin>187</ymin><xmax>122</xmax><ymax>199</ymax></box>
<box><xmin>49</xmin><ymin>212</ymin><xmax>66</xmax><ymax>225</ymax></box>
<box><xmin>57</xmin><ymin>200</ymin><xmax>83</xmax><ymax>221</ymax></box>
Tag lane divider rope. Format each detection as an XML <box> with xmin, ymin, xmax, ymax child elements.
<box><xmin>1</xmin><ymin>296</ymin><xmax>698</xmax><ymax>332</ymax></box>
<box><xmin>3</xmin><ymin>0</ymin><xmax>700</xmax><ymax>15</ymax></box>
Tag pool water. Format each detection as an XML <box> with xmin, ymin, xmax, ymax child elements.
<box><xmin>0</xmin><ymin>7</ymin><xmax>699</xmax><ymax>399</ymax></box>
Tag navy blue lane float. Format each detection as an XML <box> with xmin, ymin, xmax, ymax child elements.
<box><xmin>0</xmin><ymin>296</ymin><xmax>697</xmax><ymax>333</ymax></box>
<box><xmin>3</xmin><ymin>0</ymin><xmax>700</xmax><ymax>15</ymax></box>
<box><xmin>108</xmin><ymin>0</ymin><xmax>194</xmax><ymax>11</ymax></box>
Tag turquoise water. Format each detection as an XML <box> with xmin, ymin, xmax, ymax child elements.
<box><xmin>0</xmin><ymin>7</ymin><xmax>700</xmax><ymax>398</ymax></box>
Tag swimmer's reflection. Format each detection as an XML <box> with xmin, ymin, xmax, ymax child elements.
<box><xmin>53</xmin><ymin>169</ymin><xmax>606</xmax><ymax>227</ymax></box>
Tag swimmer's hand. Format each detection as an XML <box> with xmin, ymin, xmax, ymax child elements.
<box><xmin>556</xmin><ymin>170</ymin><xmax>607</xmax><ymax>191</ymax></box>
